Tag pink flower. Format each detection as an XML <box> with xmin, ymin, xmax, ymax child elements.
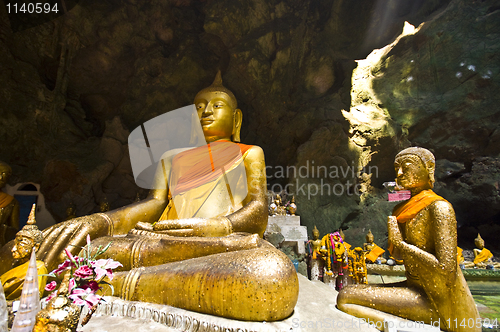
<box><xmin>69</xmin><ymin>288</ymin><xmax>102</xmax><ymax>308</ymax></box>
<box><xmin>74</xmin><ymin>265</ymin><xmax>93</xmax><ymax>279</ymax></box>
<box><xmin>46</xmin><ymin>290</ymin><xmax>57</xmax><ymax>302</ymax></box>
<box><xmin>68</xmin><ymin>278</ymin><xmax>76</xmax><ymax>294</ymax></box>
<box><xmin>86</xmin><ymin>234</ymin><xmax>91</xmax><ymax>247</ymax></box>
<box><xmin>90</xmin><ymin>259</ymin><xmax>122</xmax><ymax>281</ymax></box>
<box><xmin>52</xmin><ymin>260</ymin><xmax>74</xmax><ymax>275</ymax></box>
<box><xmin>45</xmin><ymin>281</ymin><xmax>57</xmax><ymax>292</ymax></box>
<box><xmin>65</xmin><ymin>248</ymin><xmax>77</xmax><ymax>265</ymax></box>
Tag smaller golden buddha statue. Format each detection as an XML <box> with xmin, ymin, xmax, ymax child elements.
<box><xmin>0</xmin><ymin>161</ymin><xmax>19</xmax><ymax>247</ymax></box>
<box><xmin>274</xmin><ymin>194</ymin><xmax>286</xmax><ymax>216</ymax></box>
<box><xmin>457</xmin><ymin>246</ymin><xmax>464</xmax><ymax>266</ymax></box>
<box><xmin>348</xmin><ymin>247</ymin><xmax>367</xmax><ymax>284</ymax></box>
<box><xmin>0</xmin><ymin>204</ymin><xmax>47</xmax><ymax>300</ymax></box>
<box><xmin>363</xmin><ymin>229</ymin><xmax>386</xmax><ymax>264</ymax></box>
<box><xmin>99</xmin><ymin>196</ymin><xmax>110</xmax><ymax>213</ymax></box>
<box><xmin>288</xmin><ymin>196</ymin><xmax>297</xmax><ymax>215</ymax></box>
<box><xmin>463</xmin><ymin>234</ymin><xmax>500</xmax><ymax>269</ymax></box>
<box><xmin>307</xmin><ymin>226</ymin><xmax>323</xmax><ymax>280</ymax></box>
<box><xmin>64</xmin><ymin>205</ymin><xmax>76</xmax><ymax>221</ymax></box>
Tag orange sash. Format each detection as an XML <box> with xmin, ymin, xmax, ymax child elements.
<box><xmin>366</xmin><ymin>244</ymin><xmax>385</xmax><ymax>263</ymax></box>
<box><xmin>474</xmin><ymin>248</ymin><xmax>493</xmax><ymax>265</ymax></box>
<box><xmin>0</xmin><ymin>192</ymin><xmax>14</xmax><ymax>209</ymax></box>
<box><xmin>169</xmin><ymin>141</ymin><xmax>252</xmax><ymax>196</ymax></box>
<box><xmin>392</xmin><ymin>190</ymin><xmax>446</xmax><ymax>223</ymax></box>
<box><xmin>457</xmin><ymin>246</ymin><xmax>464</xmax><ymax>264</ymax></box>
<box><xmin>388</xmin><ymin>190</ymin><xmax>446</xmax><ymax>255</ymax></box>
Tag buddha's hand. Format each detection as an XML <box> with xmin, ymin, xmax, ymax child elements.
<box><xmin>153</xmin><ymin>216</ymin><xmax>233</xmax><ymax>237</ymax></box>
<box><xmin>387</xmin><ymin>216</ymin><xmax>403</xmax><ymax>248</ymax></box>
<box><xmin>39</xmin><ymin>214</ymin><xmax>110</xmax><ymax>271</ymax></box>
<box><xmin>135</xmin><ymin>222</ymin><xmax>154</xmax><ymax>231</ymax></box>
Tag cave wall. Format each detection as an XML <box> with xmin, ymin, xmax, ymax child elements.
<box><xmin>3</xmin><ymin>0</ymin><xmax>498</xmax><ymax>252</ymax></box>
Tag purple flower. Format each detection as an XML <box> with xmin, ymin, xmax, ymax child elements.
<box><xmin>69</xmin><ymin>288</ymin><xmax>102</xmax><ymax>308</ymax></box>
<box><xmin>90</xmin><ymin>259</ymin><xmax>122</xmax><ymax>281</ymax></box>
<box><xmin>81</xmin><ymin>281</ymin><xmax>100</xmax><ymax>293</ymax></box>
<box><xmin>74</xmin><ymin>265</ymin><xmax>93</xmax><ymax>279</ymax></box>
<box><xmin>45</xmin><ymin>281</ymin><xmax>57</xmax><ymax>292</ymax></box>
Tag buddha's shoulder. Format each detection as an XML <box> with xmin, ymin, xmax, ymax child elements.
<box><xmin>427</xmin><ymin>199</ymin><xmax>455</xmax><ymax>217</ymax></box>
<box><xmin>239</xmin><ymin>144</ymin><xmax>264</xmax><ymax>158</ymax></box>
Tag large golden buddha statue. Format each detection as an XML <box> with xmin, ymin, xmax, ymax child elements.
<box><xmin>0</xmin><ymin>72</ymin><xmax>298</xmax><ymax>321</ymax></box>
<box><xmin>337</xmin><ymin>147</ymin><xmax>480</xmax><ymax>332</ymax></box>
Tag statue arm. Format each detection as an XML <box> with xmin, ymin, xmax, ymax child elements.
<box><xmin>226</xmin><ymin>145</ymin><xmax>268</xmax><ymax>237</ymax></box>
<box><xmin>388</xmin><ymin>200</ymin><xmax>457</xmax><ymax>277</ymax></box>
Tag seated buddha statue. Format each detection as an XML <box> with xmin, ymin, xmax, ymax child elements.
<box><xmin>463</xmin><ymin>233</ymin><xmax>500</xmax><ymax>269</ymax></box>
<box><xmin>0</xmin><ymin>204</ymin><xmax>47</xmax><ymax>300</ymax></box>
<box><xmin>337</xmin><ymin>147</ymin><xmax>480</xmax><ymax>332</ymax></box>
<box><xmin>0</xmin><ymin>161</ymin><xmax>19</xmax><ymax>247</ymax></box>
<box><xmin>0</xmin><ymin>72</ymin><xmax>298</xmax><ymax>322</ymax></box>
<box><xmin>363</xmin><ymin>229</ymin><xmax>386</xmax><ymax>264</ymax></box>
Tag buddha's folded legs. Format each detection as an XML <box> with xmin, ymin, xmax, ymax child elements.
<box><xmin>91</xmin><ymin>231</ymin><xmax>262</xmax><ymax>270</ymax></box>
<box><xmin>337</xmin><ymin>283</ymin><xmax>439</xmax><ymax>326</ymax></box>
<box><xmin>109</xmin><ymin>242</ymin><xmax>299</xmax><ymax>321</ymax></box>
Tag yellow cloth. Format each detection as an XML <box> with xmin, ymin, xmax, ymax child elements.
<box><xmin>388</xmin><ymin>190</ymin><xmax>446</xmax><ymax>255</ymax></box>
<box><xmin>474</xmin><ymin>248</ymin><xmax>493</xmax><ymax>265</ymax></box>
<box><xmin>0</xmin><ymin>192</ymin><xmax>14</xmax><ymax>209</ymax></box>
<box><xmin>366</xmin><ymin>244</ymin><xmax>385</xmax><ymax>263</ymax></box>
<box><xmin>0</xmin><ymin>260</ymin><xmax>47</xmax><ymax>300</ymax></box>
<box><xmin>159</xmin><ymin>142</ymin><xmax>252</xmax><ymax>221</ymax></box>
<box><xmin>457</xmin><ymin>246</ymin><xmax>464</xmax><ymax>264</ymax></box>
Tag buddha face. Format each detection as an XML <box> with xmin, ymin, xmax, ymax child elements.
<box><xmin>366</xmin><ymin>233</ymin><xmax>374</xmax><ymax>243</ymax></box>
<box><xmin>312</xmin><ymin>229</ymin><xmax>320</xmax><ymax>240</ymax></box>
<box><xmin>12</xmin><ymin>235</ymin><xmax>35</xmax><ymax>260</ymax></box>
<box><xmin>394</xmin><ymin>155</ymin><xmax>430</xmax><ymax>191</ymax></box>
<box><xmin>475</xmin><ymin>237</ymin><xmax>484</xmax><ymax>250</ymax></box>
<box><xmin>195</xmin><ymin>91</ymin><xmax>241</xmax><ymax>143</ymax></box>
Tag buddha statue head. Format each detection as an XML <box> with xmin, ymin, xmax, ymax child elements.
<box><xmin>339</xmin><ymin>229</ymin><xmax>345</xmax><ymax>241</ymax></box>
<box><xmin>194</xmin><ymin>71</ymin><xmax>242</xmax><ymax>143</ymax></box>
<box><xmin>474</xmin><ymin>233</ymin><xmax>485</xmax><ymax>250</ymax></box>
<box><xmin>394</xmin><ymin>147</ymin><xmax>435</xmax><ymax>192</ymax></box>
<box><xmin>312</xmin><ymin>225</ymin><xmax>320</xmax><ymax>240</ymax></box>
<box><xmin>12</xmin><ymin>204</ymin><xmax>43</xmax><ymax>262</ymax></box>
<box><xmin>366</xmin><ymin>229</ymin><xmax>374</xmax><ymax>244</ymax></box>
<box><xmin>0</xmin><ymin>161</ymin><xmax>12</xmax><ymax>189</ymax></box>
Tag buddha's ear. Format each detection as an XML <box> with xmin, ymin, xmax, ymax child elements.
<box><xmin>232</xmin><ymin>108</ymin><xmax>243</xmax><ymax>142</ymax></box>
<box><xmin>426</xmin><ymin>161</ymin><xmax>435</xmax><ymax>187</ymax></box>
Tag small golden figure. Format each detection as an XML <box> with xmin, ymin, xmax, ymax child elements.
<box><xmin>363</xmin><ymin>229</ymin><xmax>386</xmax><ymax>264</ymax></box>
<box><xmin>463</xmin><ymin>234</ymin><xmax>500</xmax><ymax>269</ymax></box>
<box><xmin>0</xmin><ymin>161</ymin><xmax>20</xmax><ymax>247</ymax></box>
<box><xmin>64</xmin><ymin>205</ymin><xmax>76</xmax><ymax>221</ymax></box>
<box><xmin>0</xmin><ymin>204</ymin><xmax>47</xmax><ymax>300</ymax></box>
<box><xmin>348</xmin><ymin>247</ymin><xmax>367</xmax><ymax>284</ymax></box>
<box><xmin>306</xmin><ymin>226</ymin><xmax>323</xmax><ymax>280</ymax></box>
<box><xmin>338</xmin><ymin>147</ymin><xmax>480</xmax><ymax>331</ymax></box>
<box><xmin>99</xmin><ymin>196</ymin><xmax>110</xmax><ymax>212</ymax></box>
<box><xmin>288</xmin><ymin>196</ymin><xmax>297</xmax><ymax>215</ymax></box>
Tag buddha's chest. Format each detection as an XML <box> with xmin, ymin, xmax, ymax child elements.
<box><xmin>403</xmin><ymin>208</ymin><xmax>434</xmax><ymax>252</ymax></box>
